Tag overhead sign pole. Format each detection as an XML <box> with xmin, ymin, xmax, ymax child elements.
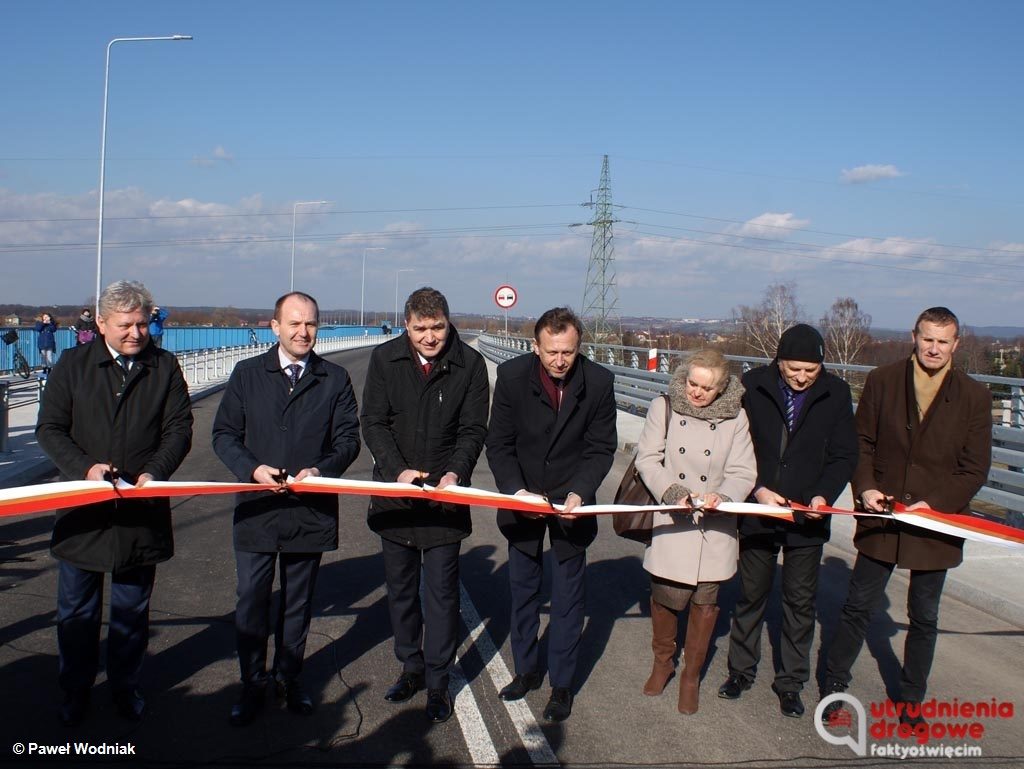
<box><xmin>494</xmin><ymin>285</ymin><xmax>518</xmax><ymax>337</ymax></box>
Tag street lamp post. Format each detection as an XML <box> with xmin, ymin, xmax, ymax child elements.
<box><xmin>290</xmin><ymin>200</ymin><xmax>328</xmax><ymax>292</ymax></box>
<box><xmin>96</xmin><ymin>35</ymin><xmax>192</xmax><ymax>315</ymax></box>
<box><xmin>361</xmin><ymin>247</ymin><xmax>385</xmax><ymax>326</ymax></box>
<box><xmin>394</xmin><ymin>269</ymin><xmax>416</xmax><ymax>328</ymax></box>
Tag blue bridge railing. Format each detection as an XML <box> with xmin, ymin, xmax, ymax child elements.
<box><xmin>1</xmin><ymin>325</ymin><xmax>389</xmax><ymax>374</ymax></box>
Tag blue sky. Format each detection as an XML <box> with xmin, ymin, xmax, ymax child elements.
<box><xmin>2</xmin><ymin>1</ymin><xmax>1022</xmax><ymax>329</ymax></box>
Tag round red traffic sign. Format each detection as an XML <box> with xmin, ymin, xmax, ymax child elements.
<box><xmin>494</xmin><ymin>285</ymin><xmax>517</xmax><ymax>309</ymax></box>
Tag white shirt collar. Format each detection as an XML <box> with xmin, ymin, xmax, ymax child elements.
<box><xmin>278</xmin><ymin>348</ymin><xmax>309</xmax><ymax>374</ymax></box>
<box><xmin>105</xmin><ymin>343</ymin><xmax>133</xmax><ymax>369</ymax></box>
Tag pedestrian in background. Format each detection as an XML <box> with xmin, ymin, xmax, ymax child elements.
<box><xmin>73</xmin><ymin>309</ymin><xmax>97</xmax><ymax>345</ymax></box>
<box><xmin>149</xmin><ymin>306</ymin><xmax>168</xmax><ymax>348</ymax></box>
<box><xmin>35</xmin><ymin>312</ymin><xmax>58</xmax><ymax>373</ymax></box>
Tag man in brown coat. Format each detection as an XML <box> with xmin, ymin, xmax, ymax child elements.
<box><xmin>820</xmin><ymin>307</ymin><xmax>992</xmax><ymax>726</ymax></box>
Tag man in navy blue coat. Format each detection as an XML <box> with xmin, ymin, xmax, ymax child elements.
<box><xmin>213</xmin><ymin>292</ymin><xmax>360</xmax><ymax>726</ymax></box>
<box><xmin>486</xmin><ymin>307</ymin><xmax>617</xmax><ymax>722</ymax></box>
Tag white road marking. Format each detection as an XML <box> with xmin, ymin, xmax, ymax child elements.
<box><xmin>450</xmin><ymin>659</ymin><xmax>499</xmax><ymax>765</ymax></box>
<box><xmin>458</xmin><ymin>582</ymin><xmax>558</xmax><ymax>765</ymax></box>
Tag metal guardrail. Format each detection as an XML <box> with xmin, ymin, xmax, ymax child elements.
<box><xmin>478</xmin><ymin>333</ymin><xmax>1024</xmax><ymax>521</ymax></box>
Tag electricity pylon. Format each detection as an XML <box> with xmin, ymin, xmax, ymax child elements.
<box><xmin>580</xmin><ymin>155</ymin><xmax>621</xmax><ymax>344</ymax></box>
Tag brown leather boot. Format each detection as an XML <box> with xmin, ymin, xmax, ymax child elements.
<box><xmin>643</xmin><ymin>599</ymin><xmax>678</xmax><ymax>695</ymax></box>
<box><xmin>678</xmin><ymin>603</ymin><xmax>719</xmax><ymax>714</ymax></box>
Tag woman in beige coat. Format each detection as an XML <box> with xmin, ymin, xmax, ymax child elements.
<box><xmin>634</xmin><ymin>349</ymin><xmax>756</xmax><ymax>714</ymax></box>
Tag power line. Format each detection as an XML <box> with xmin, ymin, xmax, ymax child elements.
<box><xmin>624</xmin><ymin>228</ymin><xmax>1024</xmax><ymax>285</ymax></box>
<box><xmin>621</xmin><ymin>205</ymin><xmax>1024</xmax><ymax>257</ymax></box>
<box><xmin>0</xmin><ymin>203</ymin><xmax>580</xmax><ymax>225</ymax></box>
<box><xmin>626</xmin><ymin>220</ymin><xmax>1024</xmax><ymax>271</ymax></box>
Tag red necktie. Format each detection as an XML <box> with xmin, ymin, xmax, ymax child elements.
<box><xmin>422</xmin><ymin>361</ymin><xmax>433</xmax><ymax>377</ymax></box>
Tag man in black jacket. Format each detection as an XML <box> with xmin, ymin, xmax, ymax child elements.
<box><xmin>718</xmin><ymin>324</ymin><xmax>857</xmax><ymax>717</ymax></box>
<box><xmin>212</xmin><ymin>292</ymin><xmax>360</xmax><ymax>726</ymax></box>
<box><xmin>486</xmin><ymin>307</ymin><xmax>617</xmax><ymax>722</ymax></box>
<box><xmin>360</xmin><ymin>287</ymin><xmax>489</xmax><ymax>724</ymax></box>
<box><xmin>37</xmin><ymin>279</ymin><xmax>193</xmax><ymax>726</ymax></box>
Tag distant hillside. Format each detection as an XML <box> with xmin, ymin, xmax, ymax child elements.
<box><xmin>873</xmin><ymin>325</ymin><xmax>1024</xmax><ymax>340</ymax></box>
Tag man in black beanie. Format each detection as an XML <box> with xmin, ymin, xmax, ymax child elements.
<box><xmin>718</xmin><ymin>323</ymin><xmax>858</xmax><ymax>717</ymax></box>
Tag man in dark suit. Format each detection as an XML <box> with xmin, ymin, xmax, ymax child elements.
<box><xmin>820</xmin><ymin>307</ymin><xmax>992</xmax><ymax>726</ymax></box>
<box><xmin>486</xmin><ymin>307</ymin><xmax>617</xmax><ymax>722</ymax></box>
<box><xmin>717</xmin><ymin>324</ymin><xmax>857</xmax><ymax>718</ymax></box>
<box><xmin>361</xmin><ymin>287</ymin><xmax>489</xmax><ymax>724</ymax></box>
<box><xmin>213</xmin><ymin>291</ymin><xmax>360</xmax><ymax>726</ymax></box>
<box><xmin>37</xmin><ymin>279</ymin><xmax>193</xmax><ymax>726</ymax></box>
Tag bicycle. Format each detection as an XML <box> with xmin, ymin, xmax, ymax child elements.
<box><xmin>2</xmin><ymin>330</ymin><xmax>31</xmax><ymax>379</ymax></box>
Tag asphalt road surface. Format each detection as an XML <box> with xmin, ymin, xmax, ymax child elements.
<box><xmin>1</xmin><ymin>346</ymin><xmax>1022</xmax><ymax>768</ymax></box>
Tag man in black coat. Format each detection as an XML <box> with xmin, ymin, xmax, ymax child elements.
<box><xmin>486</xmin><ymin>307</ymin><xmax>617</xmax><ymax>722</ymax></box>
<box><xmin>212</xmin><ymin>292</ymin><xmax>360</xmax><ymax>726</ymax></box>
<box><xmin>718</xmin><ymin>324</ymin><xmax>857</xmax><ymax>718</ymax></box>
<box><xmin>361</xmin><ymin>287</ymin><xmax>489</xmax><ymax>724</ymax></box>
<box><xmin>37</xmin><ymin>279</ymin><xmax>193</xmax><ymax>726</ymax></box>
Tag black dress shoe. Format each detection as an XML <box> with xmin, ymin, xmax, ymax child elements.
<box><xmin>425</xmin><ymin>688</ymin><xmax>453</xmax><ymax>723</ymax></box>
<box><xmin>229</xmin><ymin>685</ymin><xmax>265</xmax><ymax>727</ymax></box>
<box><xmin>113</xmin><ymin>688</ymin><xmax>146</xmax><ymax>721</ymax></box>
<box><xmin>718</xmin><ymin>673</ymin><xmax>753</xmax><ymax>700</ymax></box>
<box><xmin>384</xmin><ymin>672</ymin><xmax>425</xmax><ymax>703</ymax></box>
<box><xmin>899</xmin><ymin>703</ymin><xmax>926</xmax><ymax>728</ymax></box>
<box><xmin>819</xmin><ymin>679</ymin><xmax>848</xmax><ymax>725</ymax></box>
<box><xmin>498</xmin><ymin>672</ymin><xmax>543</xmax><ymax>701</ymax></box>
<box><xmin>59</xmin><ymin>690</ymin><xmax>90</xmax><ymax>727</ymax></box>
<box><xmin>771</xmin><ymin>684</ymin><xmax>804</xmax><ymax>718</ymax></box>
<box><xmin>276</xmin><ymin>678</ymin><xmax>314</xmax><ymax>715</ymax></box>
<box><xmin>542</xmin><ymin>687</ymin><xmax>573</xmax><ymax>723</ymax></box>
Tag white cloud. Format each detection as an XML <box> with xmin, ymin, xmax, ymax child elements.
<box><xmin>840</xmin><ymin>164</ymin><xmax>905</xmax><ymax>184</ymax></box>
<box><xmin>190</xmin><ymin>145</ymin><xmax>235</xmax><ymax>168</ymax></box>
<box><xmin>0</xmin><ymin>186</ymin><xmax>1016</xmax><ymax>328</ymax></box>
<box><xmin>733</xmin><ymin>212</ymin><xmax>811</xmax><ymax>241</ymax></box>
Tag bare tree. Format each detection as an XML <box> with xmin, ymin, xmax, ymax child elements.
<box><xmin>732</xmin><ymin>282</ymin><xmax>803</xmax><ymax>359</ymax></box>
<box><xmin>820</xmin><ymin>297</ymin><xmax>872</xmax><ymax>365</ymax></box>
<box><xmin>955</xmin><ymin>327</ymin><xmax>994</xmax><ymax>374</ymax></box>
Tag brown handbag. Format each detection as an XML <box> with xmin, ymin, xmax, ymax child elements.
<box><xmin>612</xmin><ymin>394</ymin><xmax>670</xmax><ymax>544</ymax></box>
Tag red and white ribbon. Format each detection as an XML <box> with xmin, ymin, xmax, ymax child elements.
<box><xmin>1</xmin><ymin>477</ymin><xmax>1021</xmax><ymax>549</ymax></box>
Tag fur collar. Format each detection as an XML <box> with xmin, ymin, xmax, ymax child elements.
<box><xmin>668</xmin><ymin>372</ymin><xmax>745</xmax><ymax>421</ymax></box>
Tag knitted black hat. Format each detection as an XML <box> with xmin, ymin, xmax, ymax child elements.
<box><xmin>776</xmin><ymin>324</ymin><xmax>825</xmax><ymax>363</ymax></box>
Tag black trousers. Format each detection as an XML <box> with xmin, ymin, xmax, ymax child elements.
<box><xmin>824</xmin><ymin>552</ymin><xmax>947</xmax><ymax>702</ymax></box>
<box><xmin>381</xmin><ymin>538</ymin><xmax>461</xmax><ymax>690</ymax></box>
<box><xmin>234</xmin><ymin>550</ymin><xmax>322</xmax><ymax>686</ymax></box>
<box><xmin>508</xmin><ymin>545</ymin><xmax>586</xmax><ymax>690</ymax></box>
<box><xmin>56</xmin><ymin>561</ymin><xmax>156</xmax><ymax>694</ymax></box>
<box><xmin>726</xmin><ymin>537</ymin><xmax>823</xmax><ymax>693</ymax></box>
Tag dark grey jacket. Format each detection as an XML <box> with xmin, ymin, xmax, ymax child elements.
<box><xmin>360</xmin><ymin>326</ymin><xmax>489</xmax><ymax>549</ymax></box>
<box><xmin>37</xmin><ymin>337</ymin><xmax>193</xmax><ymax>571</ymax></box>
<box><xmin>212</xmin><ymin>346</ymin><xmax>360</xmax><ymax>553</ymax></box>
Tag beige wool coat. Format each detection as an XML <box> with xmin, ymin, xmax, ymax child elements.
<box><xmin>635</xmin><ymin>375</ymin><xmax>757</xmax><ymax>585</ymax></box>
